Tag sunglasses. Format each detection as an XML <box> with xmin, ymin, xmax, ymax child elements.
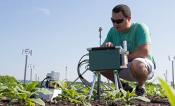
<box><xmin>111</xmin><ymin>18</ymin><xmax>124</xmax><ymax>24</ymax></box>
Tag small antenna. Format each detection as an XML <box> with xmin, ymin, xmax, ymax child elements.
<box><xmin>98</xmin><ymin>27</ymin><xmax>102</xmax><ymax>46</ymax></box>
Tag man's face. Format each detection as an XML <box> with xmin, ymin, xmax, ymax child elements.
<box><xmin>111</xmin><ymin>11</ymin><xmax>131</xmax><ymax>32</ymax></box>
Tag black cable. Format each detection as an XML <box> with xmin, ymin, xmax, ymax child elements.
<box><xmin>41</xmin><ymin>76</ymin><xmax>51</xmax><ymax>87</ymax></box>
<box><xmin>77</xmin><ymin>53</ymin><xmax>92</xmax><ymax>87</ymax></box>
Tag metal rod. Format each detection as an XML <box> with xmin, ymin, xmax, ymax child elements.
<box><xmin>22</xmin><ymin>49</ymin><xmax>32</xmax><ymax>84</ymax></box>
<box><xmin>23</xmin><ymin>55</ymin><xmax>28</xmax><ymax>84</ymax></box>
<box><xmin>97</xmin><ymin>72</ymin><xmax>101</xmax><ymax>100</ymax></box>
<box><xmin>172</xmin><ymin>61</ymin><xmax>174</xmax><ymax>88</ymax></box>
<box><xmin>117</xmin><ymin>73</ymin><xmax>123</xmax><ymax>89</ymax></box>
<box><xmin>88</xmin><ymin>72</ymin><xmax>97</xmax><ymax>100</ymax></box>
<box><xmin>69</xmin><ymin>69</ymin><xmax>89</xmax><ymax>87</ymax></box>
<box><xmin>114</xmin><ymin>70</ymin><xmax>119</xmax><ymax>90</ymax></box>
<box><xmin>122</xmin><ymin>40</ymin><xmax>128</xmax><ymax>66</ymax></box>
<box><xmin>123</xmin><ymin>40</ymin><xmax>127</xmax><ymax>51</ymax></box>
<box><xmin>30</xmin><ymin>68</ymin><xmax>32</xmax><ymax>81</ymax></box>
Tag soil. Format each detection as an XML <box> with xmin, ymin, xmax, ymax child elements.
<box><xmin>0</xmin><ymin>96</ymin><xmax>170</xmax><ymax>106</ymax></box>
<box><xmin>45</xmin><ymin>96</ymin><xmax>170</xmax><ymax>106</ymax></box>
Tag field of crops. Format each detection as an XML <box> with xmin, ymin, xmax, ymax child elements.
<box><xmin>0</xmin><ymin>75</ymin><xmax>174</xmax><ymax>106</ymax></box>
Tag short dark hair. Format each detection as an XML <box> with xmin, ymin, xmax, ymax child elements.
<box><xmin>112</xmin><ymin>4</ymin><xmax>131</xmax><ymax>18</ymax></box>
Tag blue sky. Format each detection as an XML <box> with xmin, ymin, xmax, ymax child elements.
<box><xmin>0</xmin><ymin>0</ymin><xmax>175</xmax><ymax>82</ymax></box>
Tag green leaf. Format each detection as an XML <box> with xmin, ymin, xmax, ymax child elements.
<box><xmin>16</xmin><ymin>86</ymin><xmax>31</xmax><ymax>97</ymax></box>
<box><xmin>24</xmin><ymin>82</ymin><xmax>39</xmax><ymax>92</ymax></box>
<box><xmin>0</xmin><ymin>85</ymin><xmax>8</xmax><ymax>91</ymax></box>
<box><xmin>131</xmin><ymin>96</ymin><xmax>150</xmax><ymax>102</ymax></box>
<box><xmin>31</xmin><ymin>98</ymin><xmax>45</xmax><ymax>106</ymax></box>
<box><xmin>17</xmin><ymin>93</ymin><xmax>28</xmax><ymax>101</ymax></box>
<box><xmin>1</xmin><ymin>87</ymin><xmax>17</xmax><ymax>99</ymax></box>
<box><xmin>0</xmin><ymin>75</ymin><xmax>18</xmax><ymax>84</ymax></box>
<box><xmin>159</xmin><ymin>78</ymin><xmax>175</xmax><ymax>106</ymax></box>
<box><xmin>25</xmin><ymin>99</ymin><xmax>35</xmax><ymax>106</ymax></box>
<box><xmin>36</xmin><ymin>88</ymin><xmax>52</xmax><ymax>95</ymax></box>
<box><xmin>0</xmin><ymin>75</ymin><xmax>18</xmax><ymax>87</ymax></box>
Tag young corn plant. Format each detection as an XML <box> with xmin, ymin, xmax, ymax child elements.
<box><xmin>159</xmin><ymin>78</ymin><xmax>175</xmax><ymax>106</ymax></box>
<box><xmin>145</xmin><ymin>82</ymin><xmax>166</xmax><ymax>97</ymax></box>
<box><xmin>0</xmin><ymin>75</ymin><xmax>45</xmax><ymax>106</ymax></box>
<box><xmin>54</xmin><ymin>82</ymin><xmax>91</xmax><ymax>106</ymax></box>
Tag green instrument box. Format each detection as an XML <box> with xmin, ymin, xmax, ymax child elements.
<box><xmin>88</xmin><ymin>47</ymin><xmax>121</xmax><ymax>71</ymax></box>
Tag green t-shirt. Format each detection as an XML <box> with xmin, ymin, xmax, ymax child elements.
<box><xmin>103</xmin><ymin>23</ymin><xmax>154</xmax><ymax>62</ymax></box>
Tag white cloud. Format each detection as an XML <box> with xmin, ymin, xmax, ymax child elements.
<box><xmin>36</xmin><ymin>8</ymin><xmax>51</xmax><ymax>16</ymax></box>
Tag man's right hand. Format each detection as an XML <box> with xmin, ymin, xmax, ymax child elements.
<box><xmin>105</xmin><ymin>42</ymin><xmax>114</xmax><ymax>47</ymax></box>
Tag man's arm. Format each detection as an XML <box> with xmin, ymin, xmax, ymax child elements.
<box><xmin>128</xmin><ymin>44</ymin><xmax>150</xmax><ymax>61</ymax></box>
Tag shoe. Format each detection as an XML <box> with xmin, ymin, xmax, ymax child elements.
<box><xmin>121</xmin><ymin>81</ymin><xmax>133</xmax><ymax>92</ymax></box>
<box><xmin>135</xmin><ymin>85</ymin><xmax>145</xmax><ymax>96</ymax></box>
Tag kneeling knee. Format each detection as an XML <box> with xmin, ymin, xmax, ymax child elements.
<box><xmin>130</xmin><ymin>60</ymin><xmax>149</xmax><ymax>79</ymax></box>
